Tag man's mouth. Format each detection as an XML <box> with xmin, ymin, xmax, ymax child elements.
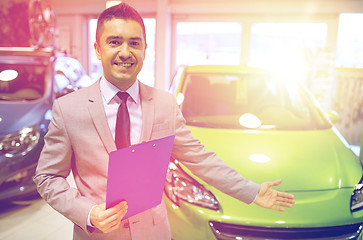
<box><xmin>114</xmin><ymin>62</ymin><xmax>133</xmax><ymax>67</ymax></box>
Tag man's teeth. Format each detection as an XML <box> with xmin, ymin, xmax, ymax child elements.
<box><xmin>115</xmin><ymin>63</ymin><xmax>132</xmax><ymax>67</ymax></box>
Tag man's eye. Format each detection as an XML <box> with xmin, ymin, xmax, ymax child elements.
<box><xmin>109</xmin><ymin>40</ymin><xmax>120</xmax><ymax>45</ymax></box>
<box><xmin>130</xmin><ymin>41</ymin><xmax>140</xmax><ymax>47</ymax></box>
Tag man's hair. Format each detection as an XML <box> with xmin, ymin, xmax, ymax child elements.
<box><xmin>95</xmin><ymin>2</ymin><xmax>146</xmax><ymax>44</ymax></box>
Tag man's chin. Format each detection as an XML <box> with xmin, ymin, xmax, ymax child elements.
<box><xmin>104</xmin><ymin>73</ymin><xmax>135</xmax><ymax>88</ymax></box>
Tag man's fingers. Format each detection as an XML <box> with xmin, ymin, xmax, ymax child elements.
<box><xmin>274</xmin><ymin>191</ymin><xmax>295</xmax><ymax>209</ymax></box>
<box><xmin>102</xmin><ymin>207</ymin><xmax>129</xmax><ymax>233</ymax></box>
<box><xmin>277</xmin><ymin>192</ymin><xmax>295</xmax><ymax>206</ymax></box>
<box><xmin>103</xmin><ymin>201</ymin><xmax>128</xmax><ymax>217</ymax></box>
<box><xmin>271</xmin><ymin>205</ymin><xmax>286</xmax><ymax>212</ymax></box>
<box><xmin>91</xmin><ymin>201</ymin><xmax>128</xmax><ymax>233</ymax></box>
<box><xmin>277</xmin><ymin>191</ymin><xmax>295</xmax><ymax>200</ymax></box>
<box><xmin>268</xmin><ymin>179</ymin><xmax>282</xmax><ymax>188</ymax></box>
<box><xmin>102</xmin><ymin>201</ymin><xmax>128</xmax><ymax>224</ymax></box>
<box><xmin>114</xmin><ymin>201</ymin><xmax>128</xmax><ymax>210</ymax></box>
<box><xmin>102</xmin><ymin>208</ymin><xmax>126</xmax><ymax>225</ymax></box>
<box><xmin>275</xmin><ymin>200</ymin><xmax>294</xmax><ymax>208</ymax></box>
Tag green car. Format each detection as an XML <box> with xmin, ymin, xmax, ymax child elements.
<box><xmin>164</xmin><ymin>65</ymin><xmax>363</xmax><ymax>240</ymax></box>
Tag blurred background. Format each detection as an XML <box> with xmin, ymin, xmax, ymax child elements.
<box><xmin>2</xmin><ymin>0</ymin><xmax>360</xmax><ymax>145</ymax></box>
<box><xmin>1</xmin><ymin>0</ymin><xmax>363</xmax><ymax>239</ymax></box>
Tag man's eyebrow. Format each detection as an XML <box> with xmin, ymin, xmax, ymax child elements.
<box><xmin>105</xmin><ymin>36</ymin><xmax>122</xmax><ymax>41</ymax></box>
<box><xmin>129</xmin><ymin>37</ymin><xmax>143</xmax><ymax>42</ymax></box>
<box><xmin>105</xmin><ymin>36</ymin><xmax>142</xmax><ymax>41</ymax></box>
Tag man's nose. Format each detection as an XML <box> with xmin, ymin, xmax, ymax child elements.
<box><xmin>118</xmin><ymin>43</ymin><xmax>132</xmax><ymax>59</ymax></box>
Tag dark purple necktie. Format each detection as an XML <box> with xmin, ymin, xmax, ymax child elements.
<box><xmin>115</xmin><ymin>92</ymin><xmax>130</xmax><ymax>149</ymax></box>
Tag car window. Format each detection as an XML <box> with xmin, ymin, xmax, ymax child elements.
<box><xmin>0</xmin><ymin>63</ymin><xmax>48</xmax><ymax>101</ymax></box>
<box><xmin>180</xmin><ymin>72</ymin><xmax>330</xmax><ymax>130</ymax></box>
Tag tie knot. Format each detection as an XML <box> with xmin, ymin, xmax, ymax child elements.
<box><xmin>117</xmin><ymin>91</ymin><xmax>129</xmax><ymax>102</ymax></box>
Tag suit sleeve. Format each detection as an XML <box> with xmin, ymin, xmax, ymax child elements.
<box><xmin>33</xmin><ymin>99</ymin><xmax>95</xmax><ymax>232</ymax></box>
<box><xmin>170</xmin><ymin>97</ymin><xmax>260</xmax><ymax>204</ymax></box>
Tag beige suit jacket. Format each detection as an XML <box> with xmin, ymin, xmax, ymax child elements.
<box><xmin>34</xmin><ymin>80</ymin><xmax>260</xmax><ymax>240</ymax></box>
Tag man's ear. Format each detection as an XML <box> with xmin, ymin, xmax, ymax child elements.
<box><xmin>94</xmin><ymin>41</ymin><xmax>102</xmax><ymax>60</ymax></box>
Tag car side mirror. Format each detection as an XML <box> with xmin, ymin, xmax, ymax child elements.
<box><xmin>325</xmin><ymin>110</ymin><xmax>339</xmax><ymax>124</ymax></box>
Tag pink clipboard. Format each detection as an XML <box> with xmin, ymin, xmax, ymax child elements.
<box><xmin>106</xmin><ymin>135</ymin><xmax>175</xmax><ymax>219</ymax></box>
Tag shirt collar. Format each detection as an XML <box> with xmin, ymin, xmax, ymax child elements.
<box><xmin>100</xmin><ymin>76</ymin><xmax>140</xmax><ymax>104</ymax></box>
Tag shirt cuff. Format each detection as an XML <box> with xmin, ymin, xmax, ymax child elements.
<box><xmin>87</xmin><ymin>206</ymin><xmax>96</xmax><ymax>229</ymax></box>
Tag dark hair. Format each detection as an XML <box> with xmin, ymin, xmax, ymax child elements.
<box><xmin>95</xmin><ymin>3</ymin><xmax>146</xmax><ymax>44</ymax></box>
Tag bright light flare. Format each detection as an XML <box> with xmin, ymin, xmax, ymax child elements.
<box><xmin>275</xmin><ymin>220</ymin><xmax>286</xmax><ymax>224</ymax></box>
<box><xmin>239</xmin><ymin>113</ymin><xmax>261</xmax><ymax>129</ymax></box>
<box><xmin>176</xmin><ymin>92</ymin><xmax>185</xmax><ymax>106</ymax></box>
<box><xmin>0</xmin><ymin>69</ymin><xmax>18</xmax><ymax>81</ymax></box>
<box><xmin>249</xmin><ymin>154</ymin><xmax>271</xmax><ymax>163</ymax></box>
<box><xmin>269</xmin><ymin>50</ymin><xmax>309</xmax><ymax>82</ymax></box>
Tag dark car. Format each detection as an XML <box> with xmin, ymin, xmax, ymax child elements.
<box><xmin>0</xmin><ymin>46</ymin><xmax>91</xmax><ymax>201</ymax></box>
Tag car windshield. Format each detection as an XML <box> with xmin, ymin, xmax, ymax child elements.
<box><xmin>180</xmin><ymin>72</ymin><xmax>330</xmax><ymax>130</ymax></box>
<box><xmin>0</xmin><ymin>63</ymin><xmax>48</xmax><ymax>101</ymax></box>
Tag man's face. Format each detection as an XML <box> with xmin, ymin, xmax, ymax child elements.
<box><xmin>94</xmin><ymin>18</ymin><xmax>146</xmax><ymax>90</ymax></box>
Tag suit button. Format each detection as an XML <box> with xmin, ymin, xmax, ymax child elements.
<box><xmin>123</xmin><ymin>222</ymin><xmax>130</xmax><ymax>228</ymax></box>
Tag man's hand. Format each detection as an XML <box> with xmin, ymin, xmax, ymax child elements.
<box><xmin>90</xmin><ymin>201</ymin><xmax>128</xmax><ymax>233</ymax></box>
<box><xmin>254</xmin><ymin>179</ymin><xmax>295</xmax><ymax>211</ymax></box>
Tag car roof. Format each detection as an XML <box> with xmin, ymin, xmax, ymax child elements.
<box><xmin>0</xmin><ymin>47</ymin><xmax>54</xmax><ymax>65</ymax></box>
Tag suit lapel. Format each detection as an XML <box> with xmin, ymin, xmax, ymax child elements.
<box><xmin>87</xmin><ymin>80</ymin><xmax>116</xmax><ymax>154</ymax></box>
<box><xmin>139</xmin><ymin>82</ymin><xmax>154</xmax><ymax>142</ymax></box>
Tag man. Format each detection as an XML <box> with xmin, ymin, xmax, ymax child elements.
<box><xmin>34</xmin><ymin>3</ymin><xmax>295</xmax><ymax>240</ymax></box>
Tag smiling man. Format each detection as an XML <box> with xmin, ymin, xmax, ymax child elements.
<box><xmin>33</xmin><ymin>3</ymin><xmax>294</xmax><ymax>240</ymax></box>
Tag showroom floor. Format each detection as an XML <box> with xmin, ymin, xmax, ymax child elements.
<box><xmin>0</xmin><ymin>198</ymin><xmax>73</xmax><ymax>240</ymax></box>
<box><xmin>0</xmin><ymin>175</ymin><xmax>76</xmax><ymax>240</ymax></box>
<box><xmin>0</xmin><ymin>146</ymin><xmax>361</xmax><ymax>240</ymax></box>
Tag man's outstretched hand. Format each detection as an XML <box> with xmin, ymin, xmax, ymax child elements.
<box><xmin>254</xmin><ymin>179</ymin><xmax>295</xmax><ymax>211</ymax></box>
